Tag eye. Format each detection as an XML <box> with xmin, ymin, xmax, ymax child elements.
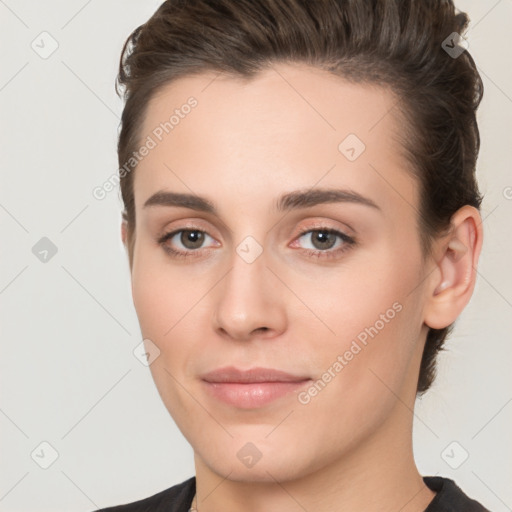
<box><xmin>293</xmin><ymin>228</ymin><xmax>355</xmax><ymax>259</ymax></box>
<box><xmin>157</xmin><ymin>228</ymin><xmax>218</xmax><ymax>259</ymax></box>
<box><xmin>157</xmin><ymin>226</ymin><xmax>356</xmax><ymax>261</ymax></box>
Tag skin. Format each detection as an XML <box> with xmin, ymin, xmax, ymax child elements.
<box><xmin>122</xmin><ymin>62</ymin><xmax>482</xmax><ymax>512</ymax></box>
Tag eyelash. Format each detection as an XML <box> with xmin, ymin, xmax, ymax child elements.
<box><xmin>157</xmin><ymin>226</ymin><xmax>356</xmax><ymax>261</ymax></box>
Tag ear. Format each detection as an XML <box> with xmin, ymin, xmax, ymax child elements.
<box><xmin>121</xmin><ymin>218</ymin><xmax>128</xmax><ymax>247</ymax></box>
<box><xmin>423</xmin><ymin>205</ymin><xmax>483</xmax><ymax>330</ymax></box>
<box><xmin>121</xmin><ymin>217</ymin><xmax>135</xmax><ymax>274</ymax></box>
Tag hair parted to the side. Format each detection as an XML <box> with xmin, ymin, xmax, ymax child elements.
<box><xmin>115</xmin><ymin>0</ymin><xmax>483</xmax><ymax>396</ymax></box>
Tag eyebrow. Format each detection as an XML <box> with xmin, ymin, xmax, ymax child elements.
<box><xmin>143</xmin><ymin>188</ymin><xmax>381</xmax><ymax>213</ymax></box>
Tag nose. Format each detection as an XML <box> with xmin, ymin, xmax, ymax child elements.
<box><xmin>211</xmin><ymin>245</ymin><xmax>287</xmax><ymax>342</ymax></box>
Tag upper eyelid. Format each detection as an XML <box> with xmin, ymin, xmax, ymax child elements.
<box><xmin>294</xmin><ymin>222</ymin><xmax>353</xmax><ymax>237</ymax></box>
<box><xmin>161</xmin><ymin>224</ymin><xmax>349</xmax><ymax>237</ymax></box>
<box><xmin>160</xmin><ymin>216</ymin><xmax>353</xmax><ymax>237</ymax></box>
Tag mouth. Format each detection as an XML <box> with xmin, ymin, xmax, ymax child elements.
<box><xmin>200</xmin><ymin>366</ymin><xmax>312</xmax><ymax>409</ymax></box>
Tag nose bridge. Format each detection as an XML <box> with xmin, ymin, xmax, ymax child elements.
<box><xmin>212</xmin><ymin>233</ymin><xmax>284</xmax><ymax>340</ymax></box>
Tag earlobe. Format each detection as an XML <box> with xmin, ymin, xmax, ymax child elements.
<box><xmin>424</xmin><ymin>206</ymin><xmax>483</xmax><ymax>329</ymax></box>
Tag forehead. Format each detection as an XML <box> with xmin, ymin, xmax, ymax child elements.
<box><xmin>134</xmin><ymin>62</ymin><xmax>416</xmax><ymax>219</ymax></box>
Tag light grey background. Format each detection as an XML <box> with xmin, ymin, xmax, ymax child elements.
<box><xmin>0</xmin><ymin>1</ymin><xmax>511</xmax><ymax>511</ymax></box>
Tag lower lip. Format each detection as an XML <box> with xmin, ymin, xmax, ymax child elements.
<box><xmin>203</xmin><ymin>380</ymin><xmax>311</xmax><ymax>409</ymax></box>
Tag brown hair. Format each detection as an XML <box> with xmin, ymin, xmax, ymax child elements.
<box><xmin>116</xmin><ymin>0</ymin><xmax>483</xmax><ymax>396</ymax></box>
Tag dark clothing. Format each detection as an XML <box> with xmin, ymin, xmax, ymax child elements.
<box><xmin>93</xmin><ymin>475</ymin><xmax>490</xmax><ymax>511</ymax></box>
<box><xmin>423</xmin><ymin>476</ymin><xmax>490</xmax><ymax>511</ymax></box>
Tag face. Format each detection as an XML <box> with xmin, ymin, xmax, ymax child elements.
<box><xmin>129</xmin><ymin>62</ymin><xmax>432</xmax><ymax>482</ymax></box>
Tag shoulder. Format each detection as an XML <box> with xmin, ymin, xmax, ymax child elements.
<box><xmin>423</xmin><ymin>476</ymin><xmax>491</xmax><ymax>512</ymax></box>
<box><xmin>90</xmin><ymin>476</ymin><xmax>195</xmax><ymax>512</ymax></box>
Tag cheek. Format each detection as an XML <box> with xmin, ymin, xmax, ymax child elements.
<box><xmin>131</xmin><ymin>240</ymin><xmax>200</xmax><ymax>339</ymax></box>
<box><xmin>295</xmin><ymin>247</ymin><xmax>424</xmax><ymax>395</ymax></box>
<box><xmin>287</xmin><ymin>282</ymin><xmax>422</xmax><ymax>462</ymax></box>
<box><xmin>130</xmin><ymin>254</ymin><xmax>201</xmax><ymax>428</ymax></box>
<box><xmin>131</xmin><ymin>267</ymin><xmax>170</xmax><ymax>340</ymax></box>
<box><xmin>130</xmin><ymin>244</ymin><xmax>215</xmax><ymax>389</ymax></box>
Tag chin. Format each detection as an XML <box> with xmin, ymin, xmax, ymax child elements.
<box><xmin>193</xmin><ymin>429</ymin><xmax>324</xmax><ymax>484</ymax></box>
<box><xmin>200</xmin><ymin>451</ymin><xmax>310</xmax><ymax>483</ymax></box>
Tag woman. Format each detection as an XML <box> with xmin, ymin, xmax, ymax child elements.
<box><xmin>96</xmin><ymin>0</ymin><xmax>489</xmax><ymax>510</ymax></box>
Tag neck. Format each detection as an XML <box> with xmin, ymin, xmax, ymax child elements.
<box><xmin>192</xmin><ymin>400</ymin><xmax>436</xmax><ymax>512</ymax></box>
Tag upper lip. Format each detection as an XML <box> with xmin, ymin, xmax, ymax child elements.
<box><xmin>201</xmin><ymin>366</ymin><xmax>311</xmax><ymax>383</ymax></box>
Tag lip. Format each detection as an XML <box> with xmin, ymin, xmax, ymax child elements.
<box><xmin>201</xmin><ymin>366</ymin><xmax>312</xmax><ymax>409</ymax></box>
